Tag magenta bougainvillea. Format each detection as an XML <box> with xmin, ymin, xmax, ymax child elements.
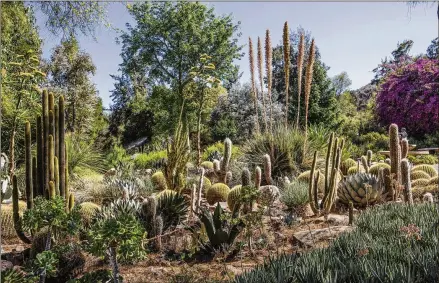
<box><xmin>376</xmin><ymin>57</ymin><xmax>439</xmax><ymax>137</ymax></box>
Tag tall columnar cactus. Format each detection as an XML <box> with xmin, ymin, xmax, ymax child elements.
<box><xmin>12</xmin><ymin>175</ymin><xmax>31</xmax><ymax>244</ymax></box>
<box><xmin>196</xmin><ymin>168</ymin><xmax>204</xmax><ymax>213</ymax></box>
<box><xmin>68</xmin><ymin>193</ymin><xmax>75</xmax><ymax>212</ymax></box>
<box><xmin>389</xmin><ymin>124</ymin><xmax>401</xmax><ymax>200</ymax></box>
<box><xmin>36</xmin><ymin>116</ymin><xmax>44</xmax><ymax>197</ymax></box>
<box><xmin>366</xmin><ymin>150</ymin><xmax>373</xmax><ymax>167</ymax></box>
<box><xmin>58</xmin><ymin>96</ymin><xmax>66</xmax><ymax>198</ymax></box>
<box><xmin>263</xmin><ymin>154</ymin><xmax>272</xmax><ymax>185</ymax></box>
<box><xmin>54</xmin><ymin>104</ymin><xmax>59</xmax><ymax>158</ymax></box>
<box><xmin>42</xmin><ymin>90</ymin><xmax>49</xmax><ymax>196</ymax></box>
<box><xmin>25</xmin><ymin>121</ymin><xmax>33</xmax><ymax>209</ymax></box>
<box><xmin>32</xmin><ymin>157</ymin><xmax>37</xmax><ymax>198</ymax></box>
<box><xmin>54</xmin><ymin>157</ymin><xmax>59</xmax><ymax>195</ymax></box>
<box><xmin>400</xmin><ymin>138</ymin><xmax>408</xmax><ymax>159</ymax></box>
<box><xmin>241</xmin><ymin>168</ymin><xmax>251</xmax><ymax>186</ymax></box>
<box><xmin>49</xmin><ymin>135</ymin><xmax>55</xmax><ymax>188</ymax></box>
<box><xmin>401</xmin><ymin>159</ymin><xmax>413</xmax><ymax>205</ymax></box>
<box><xmin>255</xmin><ymin>166</ymin><xmax>261</xmax><ymax>189</ymax></box>
<box><xmin>214</xmin><ymin>138</ymin><xmax>233</xmax><ymax>183</ymax></box>
<box><xmin>141</xmin><ymin>196</ymin><xmax>162</xmax><ymax>250</ymax></box>
<box><xmin>361</xmin><ymin>156</ymin><xmax>369</xmax><ymax>174</ymax></box>
<box><xmin>309</xmin><ymin>132</ymin><xmax>343</xmax><ymax>215</ymax></box>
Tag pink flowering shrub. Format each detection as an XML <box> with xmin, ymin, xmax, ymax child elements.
<box><xmin>376</xmin><ymin>58</ymin><xmax>439</xmax><ymax>137</ymax></box>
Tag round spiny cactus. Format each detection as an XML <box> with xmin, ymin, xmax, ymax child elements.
<box><xmin>227</xmin><ymin>185</ymin><xmax>242</xmax><ymax>211</ymax></box>
<box><xmin>410</xmin><ymin>170</ymin><xmax>431</xmax><ymax>181</ymax></box>
<box><xmin>200</xmin><ymin>161</ymin><xmax>214</xmax><ymax>170</ymax></box>
<box><xmin>206</xmin><ymin>183</ymin><xmax>230</xmax><ymax>205</ymax></box>
<box><xmin>369</xmin><ymin>163</ymin><xmax>391</xmax><ymax>176</ymax></box>
<box><xmin>411</xmin><ymin>164</ymin><xmax>438</xmax><ymax>178</ymax></box>
<box><xmin>151</xmin><ymin>171</ymin><xmax>167</xmax><ymax>191</ymax></box>
<box><xmin>79</xmin><ymin>202</ymin><xmax>101</xmax><ymax>228</ymax></box>
<box><xmin>341</xmin><ymin>158</ymin><xmax>357</xmax><ymax>175</ymax></box>
<box><xmin>347</xmin><ymin>165</ymin><xmax>365</xmax><ymax>175</ymax></box>
<box><xmin>412</xmin><ymin>185</ymin><xmax>438</xmax><ymax>199</ymax></box>
<box><xmin>297</xmin><ymin>170</ymin><xmax>325</xmax><ymax>193</ymax></box>
<box><xmin>337</xmin><ymin>173</ymin><xmax>384</xmax><ymax>207</ymax></box>
<box><xmin>411</xmin><ymin>178</ymin><xmax>430</xmax><ymax>188</ymax></box>
<box><xmin>428</xmin><ymin>176</ymin><xmax>438</xmax><ymax>185</ymax></box>
<box><xmin>186</xmin><ymin>176</ymin><xmax>211</xmax><ymax>194</ymax></box>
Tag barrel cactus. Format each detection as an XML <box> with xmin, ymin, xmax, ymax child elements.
<box><xmin>369</xmin><ymin>163</ymin><xmax>391</xmax><ymax>176</ymax></box>
<box><xmin>227</xmin><ymin>185</ymin><xmax>242</xmax><ymax>211</ymax></box>
<box><xmin>341</xmin><ymin>158</ymin><xmax>357</xmax><ymax>175</ymax></box>
<box><xmin>297</xmin><ymin>170</ymin><xmax>325</xmax><ymax>193</ymax></box>
<box><xmin>429</xmin><ymin>176</ymin><xmax>438</xmax><ymax>185</ymax></box>
<box><xmin>79</xmin><ymin>202</ymin><xmax>101</xmax><ymax>228</ymax></box>
<box><xmin>411</xmin><ymin>164</ymin><xmax>438</xmax><ymax>178</ymax></box>
<box><xmin>200</xmin><ymin>161</ymin><xmax>214</xmax><ymax>170</ymax></box>
<box><xmin>347</xmin><ymin>165</ymin><xmax>365</xmax><ymax>175</ymax></box>
<box><xmin>337</xmin><ymin>173</ymin><xmax>384</xmax><ymax>207</ymax></box>
<box><xmin>411</xmin><ymin>178</ymin><xmax>430</xmax><ymax>188</ymax></box>
<box><xmin>258</xmin><ymin>185</ymin><xmax>280</xmax><ymax>206</ymax></box>
<box><xmin>410</xmin><ymin>170</ymin><xmax>431</xmax><ymax>181</ymax></box>
<box><xmin>206</xmin><ymin>183</ymin><xmax>230</xmax><ymax>205</ymax></box>
<box><xmin>151</xmin><ymin>171</ymin><xmax>167</xmax><ymax>191</ymax></box>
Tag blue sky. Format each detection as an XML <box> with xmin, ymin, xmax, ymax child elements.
<box><xmin>36</xmin><ymin>2</ymin><xmax>438</xmax><ymax>108</ymax></box>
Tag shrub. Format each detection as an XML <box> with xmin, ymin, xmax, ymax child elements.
<box><xmin>134</xmin><ymin>150</ymin><xmax>167</xmax><ymax>169</ymax></box>
<box><xmin>376</xmin><ymin>58</ymin><xmax>439</xmax><ymax>138</ymax></box>
<box><xmin>279</xmin><ymin>180</ymin><xmax>308</xmax><ymax>211</ymax></box>
<box><xmin>234</xmin><ymin>203</ymin><xmax>439</xmax><ymax>282</ymax></box>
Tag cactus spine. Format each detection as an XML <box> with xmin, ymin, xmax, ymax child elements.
<box><xmin>25</xmin><ymin>121</ymin><xmax>33</xmax><ymax>209</ymax></box>
<box><xmin>12</xmin><ymin>175</ymin><xmax>31</xmax><ymax>244</ymax></box>
<box><xmin>389</xmin><ymin>124</ymin><xmax>401</xmax><ymax>200</ymax></box>
<box><xmin>401</xmin><ymin>159</ymin><xmax>413</xmax><ymax>205</ymax></box>
<box><xmin>263</xmin><ymin>154</ymin><xmax>272</xmax><ymax>185</ymax></box>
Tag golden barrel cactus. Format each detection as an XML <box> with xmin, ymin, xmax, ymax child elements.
<box><xmin>206</xmin><ymin>183</ymin><xmax>230</xmax><ymax>205</ymax></box>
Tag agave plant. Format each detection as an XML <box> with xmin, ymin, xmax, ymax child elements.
<box><xmin>337</xmin><ymin>173</ymin><xmax>385</xmax><ymax>207</ymax></box>
<box><xmin>191</xmin><ymin>203</ymin><xmax>244</xmax><ymax>253</ymax></box>
<box><xmin>156</xmin><ymin>192</ymin><xmax>189</xmax><ymax>233</ymax></box>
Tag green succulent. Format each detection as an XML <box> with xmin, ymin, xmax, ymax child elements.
<box><xmin>347</xmin><ymin>165</ymin><xmax>365</xmax><ymax>175</ymax></box>
<box><xmin>411</xmin><ymin>178</ymin><xmax>430</xmax><ymax>188</ymax></box>
<box><xmin>341</xmin><ymin>158</ymin><xmax>357</xmax><ymax>175</ymax></box>
<box><xmin>200</xmin><ymin>161</ymin><xmax>214</xmax><ymax>170</ymax></box>
<box><xmin>297</xmin><ymin>170</ymin><xmax>325</xmax><ymax>193</ymax></box>
<box><xmin>206</xmin><ymin>183</ymin><xmax>230</xmax><ymax>205</ymax></box>
<box><xmin>227</xmin><ymin>185</ymin><xmax>242</xmax><ymax>211</ymax></box>
<box><xmin>337</xmin><ymin>173</ymin><xmax>384</xmax><ymax>207</ymax></box>
<box><xmin>428</xmin><ymin>176</ymin><xmax>438</xmax><ymax>185</ymax></box>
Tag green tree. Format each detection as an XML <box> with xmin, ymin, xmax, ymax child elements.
<box><xmin>45</xmin><ymin>37</ymin><xmax>102</xmax><ymax>138</ymax></box>
<box><xmin>1</xmin><ymin>2</ymin><xmax>45</xmax><ymax>176</ymax></box>
<box><xmin>271</xmin><ymin>27</ymin><xmax>339</xmax><ymax>129</ymax></box>
<box><xmin>331</xmin><ymin>71</ymin><xmax>352</xmax><ymax>96</ymax></box>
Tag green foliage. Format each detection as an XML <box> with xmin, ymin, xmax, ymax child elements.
<box><xmin>243</xmin><ymin>125</ymin><xmax>329</xmax><ymax>178</ymax></box>
<box><xmin>67</xmin><ymin>269</ymin><xmax>119</xmax><ymax>283</ymax></box>
<box><xmin>280</xmin><ymin>180</ymin><xmax>309</xmax><ymax>210</ymax></box>
<box><xmin>202</xmin><ymin>142</ymin><xmax>242</xmax><ymax>162</ymax></box>
<box><xmin>87</xmin><ymin>201</ymin><xmax>147</xmax><ymax>264</ymax></box>
<box><xmin>156</xmin><ymin>192</ymin><xmax>189</xmax><ymax>233</ymax></box>
<box><xmin>1</xmin><ymin>268</ymin><xmax>37</xmax><ymax>283</ymax></box>
<box><xmin>33</xmin><ymin>250</ymin><xmax>59</xmax><ymax>279</ymax></box>
<box><xmin>407</xmin><ymin>154</ymin><xmax>438</xmax><ymax>165</ymax></box>
<box><xmin>235</xmin><ymin>203</ymin><xmax>439</xmax><ymax>282</ymax></box>
<box><xmin>134</xmin><ymin>150</ymin><xmax>167</xmax><ymax>169</ymax></box>
<box><xmin>106</xmin><ymin>144</ymin><xmax>132</xmax><ymax>168</ymax></box>
<box><xmin>22</xmin><ymin>196</ymin><xmax>81</xmax><ymax>236</ymax></box>
<box><xmin>66</xmin><ymin>132</ymin><xmax>106</xmax><ymax>175</ymax></box>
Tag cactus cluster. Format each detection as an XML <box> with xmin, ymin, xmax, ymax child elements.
<box><xmin>12</xmin><ymin>90</ymin><xmax>73</xmax><ymax>244</ymax></box>
<box><xmin>368</xmin><ymin>162</ymin><xmax>390</xmax><ymax>176</ymax></box>
<box><xmin>308</xmin><ymin>132</ymin><xmax>344</xmax><ymax>215</ymax></box>
<box><xmin>341</xmin><ymin>158</ymin><xmax>356</xmax><ymax>175</ymax></box>
<box><xmin>212</xmin><ymin>138</ymin><xmax>233</xmax><ymax>184</ymax></box>
<box><xmin>141</xmin><ymin>196</ymin><xmax>164</xmax><ymax>250</ymax></box>
<box><xmin>297</xmin><ymin>170</ymin><xmax>325</xmax><ymax>193</ymax></box>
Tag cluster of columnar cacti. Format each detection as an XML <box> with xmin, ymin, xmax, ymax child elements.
<box><xmin>308</xmin><ymin>133</ymin><xmax>343</xmax><ymax>215</ymax></box>
<box><xmin>12</xmin><ymin>90</ymin><xmax>73</xmax><ymax>244</ymax></box>
<box><xmin>360</xmin><ymin>150</ymin><xmax>373</xmax><ymax>173</ymax></box>
<box><xmin>212</xmin><ymin>138</ymin><xmax>233</xmax><ymax>184</ymax></box>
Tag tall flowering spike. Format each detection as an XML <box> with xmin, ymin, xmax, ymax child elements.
<box><xmin>257</xmin><ymin>37</ymin><xmax>268</xmax><ymax>132</ymax></box>
<box><xmin>283</xmin><ymin>22</ymin><xmax>290</xmax><ymax>127</ymax></box>
<box><xmin>248</xmin><ymin>37</ymin><xmax>260</xmax><ymax>134</ymax></box>
<box><xmin>304</xmin><ymin>38</ymin><xmax>316</xmax><ymax>136</ymax></box>
<box><xmin>296</xmin><ymin>33</ymin><xmax>305</xmax><ymax>128</ymax></box>
<box><xmin>265</xmin><ymin>29</ymin><xmax>273</xmax><ymax>133</ymax></box>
